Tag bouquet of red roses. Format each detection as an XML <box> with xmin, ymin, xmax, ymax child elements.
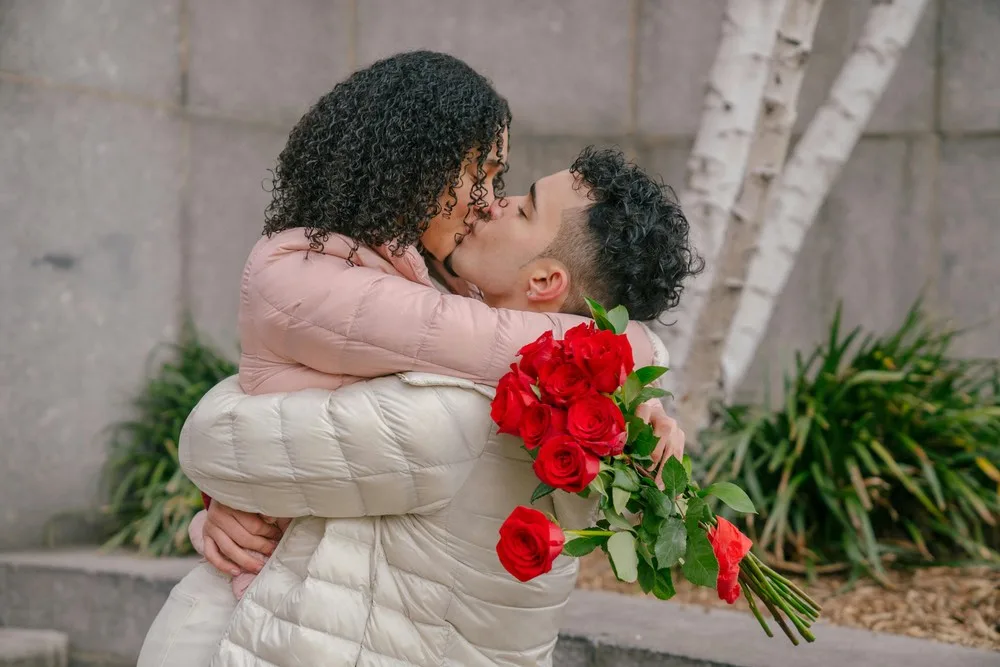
<box><xmin>492</xmin><ymin>300</ymin><xmax>820</xmax><ymax>645</ymax></box>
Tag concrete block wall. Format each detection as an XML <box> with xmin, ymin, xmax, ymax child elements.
<box><xmin>0</xmin><ymin>0</ymin><xmax>996</xmax><ymax>549</ymax></box>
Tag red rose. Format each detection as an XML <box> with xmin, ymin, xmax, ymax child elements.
<box><xmin>538</xmin><ymin>361</ymin><xmax>592</xmax><ymax>407</ymax></box>
<box><xmin>491</xmin><ymin>364</ymin><xmax>539</xmax><ymax>436</ymax></box>
<box><xmin>566</xmin><ymin>394</ymin><xmax>627</xmax><ymax>457</ymax></box>
<box><xmin>496</xmin><ymin>506</ymin><xmax>565</xmax><ymax>582</ymax></box>
<box><xmin>532</xmin><ymin>435</ymin><xmax>601</xmax><ymax>493</ymax></box>
<box><xmin>517</xmin><ymin>331</ymin><xmax>563</xmax><ymax>379</ymax></box>
<box><xmin>566</xmin><ymin>329</ymin><xmax>635</xmax><ymax>394</ymax></box>
<box><xmin>564</xmin><ymin>321</ymin><xmax>597</xmax><ymax>343</ymax></box>
<box><xmin>707</xmin><ymin>517</ymin><xmax>753</xmax><ymax>604</ymax></box>
<box><xmin>520</xmin><ymin>404</ymin><xmax>567</xmax><ymax>451</ymax></box>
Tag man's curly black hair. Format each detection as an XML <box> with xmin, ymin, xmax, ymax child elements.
<box><xmin>546</xmin><ymin>147</ymin><xmax>704</xmax><ymax>321</ymax></box>
<box><xmin>263</xmin><ymin>51</ymin><xmax>511</xmax><ymax>254</ymax></box>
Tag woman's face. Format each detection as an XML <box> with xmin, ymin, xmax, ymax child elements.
<box><xmin>420</xmin><ymin>128</ymin><xmax>509</xmax><ymax>260</ymax></box>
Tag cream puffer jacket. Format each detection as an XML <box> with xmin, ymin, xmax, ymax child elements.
<box><xmin>181</xmin><ymin>373</ymin><xmax>595</xmax><ymax>666</ymax></box>
<box><xmin>180</xmin><ymin>334</ymin><xmax>667</xmax><ymax>666</ymax></box>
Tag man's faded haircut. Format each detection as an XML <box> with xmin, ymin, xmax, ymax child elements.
<box><xmin>540</xmin><ymin>147</ymin><xmax>703</xmax><ymax>321</ymax></box>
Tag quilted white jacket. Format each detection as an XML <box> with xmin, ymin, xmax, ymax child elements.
<box><xmin>179</xmin><ymin>373</ymin><xmax>599</xmax><ymax>666</ymax></box>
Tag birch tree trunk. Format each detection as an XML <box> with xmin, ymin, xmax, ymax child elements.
<box><xmin>719</xmin><ymin>0</ymin><xmax>932</xmax><ymax>397</ymax></box>
<box><xmin>661</xmin><ymin>0</ymin><xmax>787</xmax><ymax>396</ymax></box>
<box><xmin>680</xmin><ymin>0</ymin><xmax>826</xmax><ymax>427</ymax></box>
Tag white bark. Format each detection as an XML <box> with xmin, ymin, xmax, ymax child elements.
<box><xmin>683</xmin><ymin>0</ymin><xmax>825</xmax><ymax>426</ymax></box>
<box><xmin>662</xmin><ymin>0</ymin><xmax>787</xmax><ymax>395</ymax></box>
<box><xmin>730</xmin><ymin>0</ymin><xmax>826</xmax><ymax>238</ymax></box>
<box><xmin>719</xmin><ymin>0</ymin><xmax>931</xmax><ymax>397</ymax></box>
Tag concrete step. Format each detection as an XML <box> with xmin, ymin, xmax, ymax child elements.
<box><xmin>0</xmin><ymin>550</ymin><xmax>198</xmax><ymax>665</ymax></box>
<box><xmin>0</xmin><ymin>629</ymin><xmax>68</xmax><ymax>667</ymax></box>
<box><xmin>2</xmin><ymin>550</ymin><xmax>998</xmax><ymax>667</ymax></box>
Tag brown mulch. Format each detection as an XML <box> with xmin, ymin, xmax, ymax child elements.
<box><xmin>577</xmin><ymin>555</ymin><xmax>1000</xmax><ymax>652</ymax></box>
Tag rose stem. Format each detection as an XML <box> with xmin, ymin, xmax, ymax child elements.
<box><xmin>565</xmin><ymin>530</ymin><xmax>615</xmax><ymax>538</ymax></box>
<box><xmin>746</xmin><ymin>557</ymin><xmax>815</xmax><ymax>642</ymax></box>
<box><xmin>757</xmin><ymin>560</ymin><xmax>822</xmax><ymax>612</ymax></box>
<box><xmin>739</xmin><ymin>575</ymin><xmax>773</xmax><ymax>638</ymax></box>
<box><xmin>756</xmin><ymin>585</ymin><xmax>799</xmax><ymax>645</ymax></box>
<box><xmin>768</xmin><ymin>576</ymin><xmax>818</xmax><ymax>622</ymax></box>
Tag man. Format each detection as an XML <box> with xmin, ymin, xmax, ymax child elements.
<box><xmin>151</xmin><ymin>148</ymin><xmax>697</xmax><ymax>666</ymax></box>
<box><xmin>447</xmin><ymin>145</ymin><xmax>696</xmax><ymax>322</ymax></box>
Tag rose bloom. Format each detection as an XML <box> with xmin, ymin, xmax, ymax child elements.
<box><xmin>538</xmin><ymin>361</ymin><xmax>592</xmax><ymax>407</ymax></box>
<box><xmin>520</xmin><ymin>403</ymin><xmax>567</xmax><ymax>451</ymax></box>
<box><xmin>567</xmin><ymin>394</ymin><xmax>627</xmax><ymax>457</ymax></box>
<box><xmin>517</xmin><ymin>330</ymin><xmax>563</xmax><ymax>379</ymax></box>
<box><xmin>563</xmin><ymin>321</ymin><xmax>597</xmax><ymax>342</ymax></box>
<box><xmin>491</xmin><ymin>364</ymin><xmax>538</xmax><ymax>436</ymax></box>
<box><xmin>566</xmin><ymin>328</ymin><xmax>635</xmax><ymax>394</ymax></box>
<box><xmin>532</xmin><ymin>435</ymin><xmax>601</xmax><ymax>493</ymax></box>
<box><xmin>496</xmin><ymin>506</ymin><xmax>565</xmax><ymax>582</ymax></box>
<box><xmin>707</xmin><ymin>516</ymin><xmax>753</xmax><ymax>604</ymax></box>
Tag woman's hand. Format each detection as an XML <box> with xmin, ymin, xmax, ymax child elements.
<box><xmin>636</xmin><ymin>399</ymin><xmax>686</xmax><ymax>487</ymax></box>
<box><xmin>201</xmin><ymin>501</ymin><xmax>283</xmax><ymax>576</ymax></box>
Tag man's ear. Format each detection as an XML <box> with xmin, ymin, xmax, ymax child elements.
<box><xmin>525</xmin><ymin>259</ymin><xmax>570</xmax><ymax>309</ymax></box>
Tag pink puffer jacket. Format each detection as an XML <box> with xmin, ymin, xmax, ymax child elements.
<box><xmin>194</xmin><ymin>227</ymin><xmax>658</xmax><ymax>598</ymax></box>
<box><xmin>238</xmin><ymin>228</ymin><xmax>655</xmax><ymax>394</ymax></box>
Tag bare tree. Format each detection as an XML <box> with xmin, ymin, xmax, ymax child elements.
<box><xmin>660</xmin><ymin>0</ymin><xmax>788</xmax><ymax>396</ymax></box>
<box><xmin>719</xmin><ymin>0</ymin><xmax>932</xmax><ymax>398</ymax></box>
<box><xmin>679</xmin><ymin>0</ymin><xmax>826</xmax><ymax>427</ymax></box>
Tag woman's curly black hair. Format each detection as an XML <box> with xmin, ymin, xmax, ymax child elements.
<box><xmin>263</xmin><ymin>51</ymin><xmax>511</xmax><ymax>254</ymax></box>
<box><xmin>570</xmin><ymin>146</ymin><xmax>704</xmax><ymax>321</ymax></box>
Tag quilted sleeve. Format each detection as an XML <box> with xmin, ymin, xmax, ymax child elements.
<box><xmin>251</xmin><ymin>249</ymin><xmax>656</xmax><ymax>385</ymax></box>
<box><xmin>179</xmin><ymin>376</ymin><xmax>496</xmax><ymax>518</ymax></box>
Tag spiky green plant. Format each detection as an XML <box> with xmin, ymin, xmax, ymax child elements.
<box><xmin>700</xmin><ymin>303</ymin><xmax>1000</xmax><ymax>581</ymax></box>
<box><xmin>102</xmin><ymin>327</ymin><xmax>236</xmax><ymax>556</ymax></box>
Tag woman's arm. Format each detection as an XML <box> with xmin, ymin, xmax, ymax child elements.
<box><xmin>251</xmin><ymin>250</ymin><xmax>656</xmax><ymax>384</ymax></box>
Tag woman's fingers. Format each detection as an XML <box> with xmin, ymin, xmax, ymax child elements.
<box><xmin>201</xmin><ymin>535</ymin><xmax>242</xmax><ymax>577</ymax></box>
<box><xmin>204</xmin><ymin>518</ymin><xmax>267</xmax><ymax>573</ymax></box>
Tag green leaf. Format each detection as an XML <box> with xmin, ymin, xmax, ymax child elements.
<box><xmin>684</xmin><ymin>496</ymin><xmax>710</xmax><ymax>532</ymax></box>
<box><xmin>635</xmin><ymin>529</ymin><xmax>658</xmax><ymax>567</ymax></box>
<box><xmin>633</xmin><ymin>366</ymin><xmax>669</xmax><ymax>386</ymax></box>
<box><xmin>629</xmin><ymin>422</ymin><xmax>659</xmax><ymax>458</ymax></box>
<box><xmin>563</xmin><ymin>535</ymin><xmax>606</xmax><ymax>557</ymax></box>
<box><xmin>640</xmin><ymin>508</ymin><xmax>663</xmax><ymax>537</ymax></box>
<box><xmin>607</xmin><ymin>305</ymin><xmax>629</xmax><ymax>335</ymax></box>
<box><xmin>612</xmin><ymin>467</ymin><xmax>641</xmax><ymax>492</ymax></box>
<box><xmin>660</xmin><ymin>457</ymin><xmax>689</xmax><ymax>499</ymax></box>
<box><xmin>636</xmin><ymin>387</ymin><xmax>669</xmax><ymax>404</ymax></box>
<box><xmin>641</xmin><ymin>486</ymin><xmax>674</xmax><ymax>518</ymax></box>
<box><xmin>623</xmin><ymin>373</ymin><xmax>643</xmax><ymax>409</ymax></box>
<box><xmin>652</xmin><ymin>568</ymin><xmax>676</xmax><ymax>600</ymax></box>
<box><xmin>585</xmin><ymin>298</ymin><xmax>615</xmax><ymax>331</ymax></box>
<box><xmin>637</xmin><ymin>558</ymin><xmax>656</xmax><ymax>594</ymax></box>
<box><xmin>703</xmin><ymin>482</ymin><xmax>757</xmax><ymax>514</ymax></box>
<box><xmin>612</xmin><ymin>486</ymin><xmax>631</xmax><ymax>515</ymax></box>
<box><xmin>845</xmin><ymin>370</ymin><xmax>906</xmax><ymax>387</ymax></box>
<box><xmin>603</xmin><ymin>507</ymin><xmax>634</xmax><ymax>532</ymax></box>
<box><xmin>588</xmin><ymin>473</ymin><xmax>609</xmax><ymax>499</ymax></box>
<box><xmin>607</xmin><ymin>531</ymin><xmax>639</xmax><ymax>583</ymax></box>
<box><xmin>531</xmin><ymin>483</ymin><xmax>556</xmax><ymax>503</ymax></box>
<box><xmin>682</xmin><ymin>455</ymin><xmax>693</xmax><ymax>479</ymax></box>
<box><xmin>681</xmin><ymin>529</ymin><xmax>718</xmax><ymax>588</ymax></box>
<box><xmin>585</xmin><ymin>297</ymin><xmax>609</xmax><ymax>320</ymax></box>
<box><xmin>654</xmin><ymin>517</ymin><xmax>686</xmax><ymax>568</ymax></box>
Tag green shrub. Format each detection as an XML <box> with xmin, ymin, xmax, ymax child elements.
<box><xmin>700</xmin><ymin>304</ymin><xmax>1000</xmax><ymax>581</ymax></box>
<box><xmin>102</xmin><ymin>327</ymin><xmax>236</xmax><ymax>556</ymax></box>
